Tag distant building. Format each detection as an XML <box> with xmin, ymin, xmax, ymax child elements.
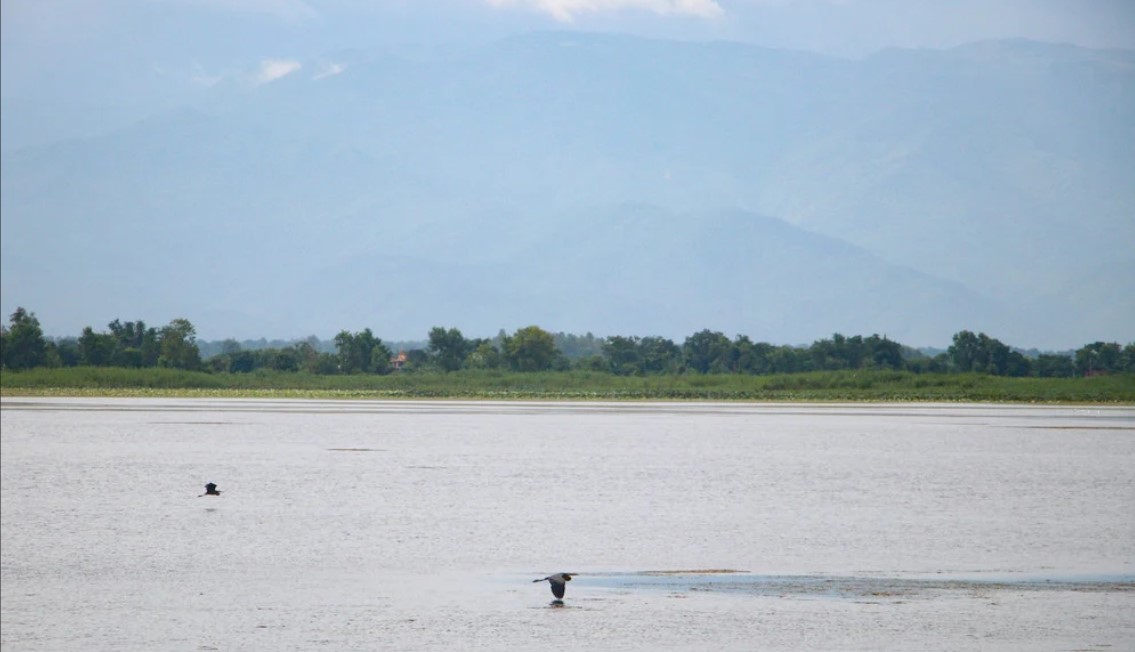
<box><xmin>390</xmin><ymin>351</ymin><xmax>408</xmax><ymax>371</ymax></box>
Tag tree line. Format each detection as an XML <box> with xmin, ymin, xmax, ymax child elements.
<box><xmin>2</xmin><ymin>307</ymin><xmax>1132</xmax><ymax>378</ymax></box>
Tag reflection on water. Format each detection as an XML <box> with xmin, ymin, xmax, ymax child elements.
<box><xmin>2</xmin><ymin>398</ymin><xmax>1133</xmax><ymax>651</ymax></box>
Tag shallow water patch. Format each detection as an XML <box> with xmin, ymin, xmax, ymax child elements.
<box><xmin>578</xmin><ymin>571</ymin><xmax>1135</xmax><ymax>602</ymax></box>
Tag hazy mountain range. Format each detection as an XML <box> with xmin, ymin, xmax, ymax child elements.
<box><xmin>2</xmin><ymin>33</ymin><xmax>1132</xmax><ymax>348</ymax></box>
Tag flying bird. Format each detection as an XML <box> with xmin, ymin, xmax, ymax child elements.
<box><xmin>533</xmin><ymin>573</ymin><xmax>573</xmax><ymax>600</ymax></box>
<box><xmin>199</xmin><ymin>482</ymin><xmax>222</xmax><ymax>497</ymax></box>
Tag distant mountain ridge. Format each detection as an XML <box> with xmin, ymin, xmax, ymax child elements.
<box><xmin>2</xmin><ymin>34</ymin><xmax>1131</xmax><ymax>348</ymax></box>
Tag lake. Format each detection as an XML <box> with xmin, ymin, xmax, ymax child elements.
<box><xmin>2</xmin><ymin>398</ymin><xmax>1133</xmax><ymax>650</ymax></box>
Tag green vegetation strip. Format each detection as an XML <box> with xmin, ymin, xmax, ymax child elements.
<box><xmin>2</xmin><ymin>368</ymin><xmax>1132</xmax><ymax>403</ymax></box>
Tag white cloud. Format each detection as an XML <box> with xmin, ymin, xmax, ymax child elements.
<box><xmin>256</xmin><ymin>58</ymin><xmax>302</xmax><ymax>84</ymax></box>
<box><xmin>487</xmin><ymin>0</ymin><xmax>724</xmax><ymax>22</ymax></box>
<box><xmin>190</xmin><ymin>61</ymin><xmax>224</xmax><ymax>87</ymax></box>
<box><xmin>313</xmin><ymin>62</ymin><xmax>345</xmax><ymax>80</ymax></box>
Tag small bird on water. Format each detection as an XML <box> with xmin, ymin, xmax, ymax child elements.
<box><xmin>533</xmin><ymin>573</ymin><xmax>573</xmax><ymax>600</ymax></box>
<box><xmin>199</xmin><ymin>482</ymin><xmax>222</xmax><ymax>497</ymax></box>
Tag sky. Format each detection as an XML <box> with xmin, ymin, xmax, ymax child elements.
<box><xmin>3</xmin><ymin>0</ymin><xmax>1135</xmax><ymax>107</ymax></box>
<box><xmin>2</xmin><ymin>0</ymin><xmax>1133</xmax><ymax>347</ymax></box>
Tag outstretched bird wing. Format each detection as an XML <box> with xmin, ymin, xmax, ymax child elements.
<box><xmin>549</xmin><ymin>579</ymin><xmax>566</xmax><ymax>599</ymax></box>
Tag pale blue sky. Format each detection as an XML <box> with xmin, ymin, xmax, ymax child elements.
<box><xmin>3</xmin><ymin>0</ymin><xmax>1134</xmax><ymax>105</ymax></box>
<box><xmin>6</xmin><ymin>1</ymin><xmax>1134</xmax><ymax>51</ymax></box>
<box><xmin>4</xmin><ymin>1</ymin><xmax>1133</xmax><ymax>47</ymax></box>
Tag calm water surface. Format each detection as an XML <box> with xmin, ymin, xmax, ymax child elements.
<box><xmin>2</xmin><ymin>398</ymin><xmax>1133</xmax><ymax>650</ymax></box>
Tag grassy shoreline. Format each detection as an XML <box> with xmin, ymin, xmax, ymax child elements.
<box><xmin>2</xmin><ymin>367</ymin><xmax>1133</xmax><ymax>403</ymax></box>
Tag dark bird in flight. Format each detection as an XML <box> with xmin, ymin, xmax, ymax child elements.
<box><xmin>533</xmin><ymin>573</ymin><xmax>573</xmax><ymax>600</ymax></box>
<box><xmin>199</xmin><ymin>482</ymin><xmax>222</xmax><ymax>497</ymax></box>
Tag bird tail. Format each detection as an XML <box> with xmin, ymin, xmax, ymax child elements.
<box><xmin>532</xmin><ymin>578</ymin><xmax>544</xmax><ymax>583</ymax></box>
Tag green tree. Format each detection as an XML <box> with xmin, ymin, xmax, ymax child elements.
<box><xmin>158</xmin><ymin>318</ymin><xmax>202</xmax><ymax>370</ymax></box>
<box><xmin>682</xmin><ymin>330</ymin><xmax>732</xmax><ymax>373</ymax></box>
<box><xmin>404</xmin><ymin>349</ymin><xmax>430</xmax><ymax>370</ymax></box>
<box><xmin>1</xmin><ymin>308</ymin><xmax>48</xmax><ymax>370</ymax></box>
<box><xmin>312</xmin><ymin>352</ymin><xmax>340</xmax><ymax>374</ymax></box>
<box><xmin>270</xmin><ymin>348</ymin><xmax>300</xmax><ymax>372</ymax></box>
<box><xmin>602</xmin><ymin>335</ymin><xmax>641</xmax><ymax>376</ymax></box>
<box><xmin>731</xmin><ymin>335</ymin><xmax>758</xmax><ymax>374</ymax></box>
<box><xmin>228</xmin><ymin>350</ymin><xmax>257</xmax><ymax>373</ymax></box>
<box><xmin>811</xmin><ymin>333</ymin><xmax>861</xmax><ymax>370</ymax></box>
<box><xmin>1075</xmin><ymin>342</ymin><xmax>1123</xmax><ymax>376</ymax></box>
<box><xmin>107</xmin><ymin>319</ymin><xmax>157</xmax><ymax>367</ymax></box>
<box><xmin>1121</xmin><ymin>344</ymin><xmax>1135</xmax><ymax>373</ymax></box>
<box><xmin>428</xmin><ymin>327</ymin><xmax>471</xmax><ymax>372</ymax></box>
<box><xmin>1034</xmin><ymin>354</ymin><xmax>1074</xmax><ymax>378</ymax></box>
<box><xmin>370</xmin><ymin>345</ymin><xmax>393</xmax><ymax>375</ymax></box>
<box><xmin>139</xmin><ymin>327</ymin><xmax>161</xmax><ymax>367</ymax></box>
<box><xmin>574</xmin><ymin>354</ymin><xmax>607</xmax><ymax>372</ymax></box>
<box><xmin>335</xmin><ymin>330</ymin><xmax>365</xmax><ymax>373</ymax></box>
<box><xmin>866</xmin><ymin>335</ymin><xmax>904</xmax><ymax>370</ymax></box>
<box><xmin>945</xmin><ymin>331</ymin><xmax>1030</xmax><ymax>376</ymax></box>
<box><xmin>503</xmin><ymin>325</ymin><xmax>557</xmax><ymax>372</ymax></box>
<box><xmin>769</xmin><ymin>345</ymin><xmax>808</xmax><ymax>374</ymax></box>
<box><xmin>741</xmin><ymin>341</ymin><xmax>777</xmax><ymax>375</ymax></box>
<box><xmin>465</xmin><ymin>340</ymin><xmax>503</xmax><ymax>369</ymax></box>
<box><xmin>982</xmin><ymin>336</ymin><xmax>1012</xmax><ymax>375</ymax></box>
<box><xmin>78</xmin><ymin>326</ymin><xmax>116</xmax><ymax>366</ymax></box>
<box><xmin>947</xmin><ymin>330</ymin><xmax>982</xmax><ymax>372</ymax></box>
<box><xmin>293</xmin><ymin>338</ymin><xmax>326</xmax><ymax>374</ymax></box>
<box><xmin>639</xmin><ymin>336</ymin><xmax>681</xmax><ymax>374</ymax></box>
<box><xmin>334</xmin><ymin>328</ymin><xmax>392</xmax><ymax>374</ymax></box>
<box><xmin>1001</xmin><ymin>349</ymin><xmax>1032</xmax><ymax>377</ymax></box>
<box><xmin>54</xmin><ymin>338</ymin><xmax>82</xmax><ymax>367</ymax></box>
<box><xmin>554</xmin><ymin>332</ymin><xmax>604</xmax><ymax>360</ymax></box>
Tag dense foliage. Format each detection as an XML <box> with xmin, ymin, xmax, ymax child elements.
<box><xmin>2</xmin><ymin>308</ymin><xmax>1133</xmax><ymax>382</ymax></box>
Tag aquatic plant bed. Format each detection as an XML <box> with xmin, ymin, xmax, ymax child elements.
<box><xmin>2</xmin><ymin>368</ymin><xmax>1132</xmax><ymax>403</ymax></box>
